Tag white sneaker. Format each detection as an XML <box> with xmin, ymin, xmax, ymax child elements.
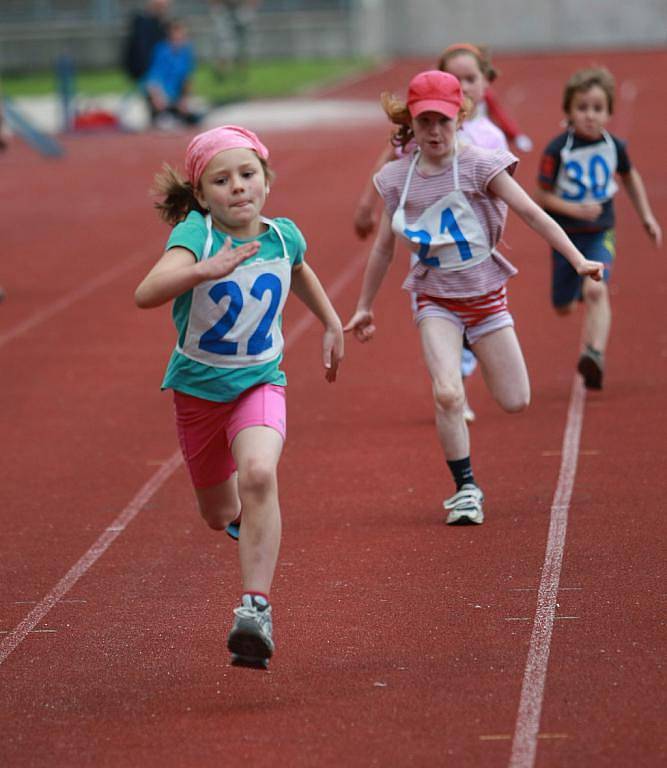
<box><xmin>462</xmin><ymin>397</ymin><xmax>476</xmax><ymax>423</ymax></box>
<box><xmin>443</xmin><ymin>483</ymin><xmax>484</xmax><ymax>525</ymax></box>
<box><xmin>461</xmin><ymin>347</ymin><xmax>478</xmax><ymax>378</ymax></box>
<box><xmin>227</xmin><ymin>595</ymin><xmax>274</xmax><ymax>668</ymax></box>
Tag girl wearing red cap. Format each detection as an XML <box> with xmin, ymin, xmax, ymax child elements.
<box><xmin>345</xmin><ymin>71</ymin><xmax>603</xmax><ymax>525</ymax></box>
<box><xmin>135</xmin><ymin>125</ymin><xmax>344</xmax><ymax>668</ymax></box>
<box><xmin>354</xmin><ymin>44</ymin><xmax>531</xmax><ymax>424</ymax></box>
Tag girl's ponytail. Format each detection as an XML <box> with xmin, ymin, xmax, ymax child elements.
<box><xmin>152</xmin><ymin>163</ymin><xmax>205</xmax><ymax>226</ymax></box>
<box><xmin>380</xmin><ymin>91</ymin><xmax>414</xmax><ymax>151</ymax></box>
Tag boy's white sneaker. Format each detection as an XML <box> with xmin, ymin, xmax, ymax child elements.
<box><xmin>443</xmin><ymin>483</ymin><xmax>485</xmax><ymax>525</ymax></box>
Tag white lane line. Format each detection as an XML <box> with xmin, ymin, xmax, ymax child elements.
<box><xmin>508</xmin><ymin>375</ymin><xmax>587</xmax><ymax>768</ymax></box>
<box><xmin>0</xmin><ymin>250</ymin><xmax>365</xmax><ymax>668</ymax></box>
<box><xmin>0</xmin><ymin>452</ymin><xmax>181</xmax><ymax>665</ymax></box>
<box><xmin>0</xmin><ymin>251</ymin><xmax>151</xmax><ymax>350</ymax></box>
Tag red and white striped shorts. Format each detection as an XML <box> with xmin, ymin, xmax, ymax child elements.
<box><xmin>414</xmin><ymin>285</ymin><xmax>513</xmax><ymax>344</ymax></box>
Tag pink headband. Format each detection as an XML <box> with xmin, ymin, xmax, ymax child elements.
<box><xmin>185</xmin><ymin>125</ymin><xmax>269</xmax><ymax>187</ymax></box>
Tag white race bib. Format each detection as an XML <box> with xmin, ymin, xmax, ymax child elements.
<box><xmin>177</xmin><ymin>216</ymin><xmax>291</xmax><ymax>368</ymax></box>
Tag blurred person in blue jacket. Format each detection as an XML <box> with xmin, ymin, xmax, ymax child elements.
<box><xmin>143</xmin><ymin>19</ymin><xmax>201</xmax><ymax>128</ymax></box>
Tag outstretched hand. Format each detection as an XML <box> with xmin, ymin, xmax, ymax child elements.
<box><xmin>353</xmin><ymin>205</ymin><xmax>377</xmax><ymax>240</ymax></box>
<box><xmin>199</xmin><ymin>237</ymin><xmax>261</xmax><ymax>281</ymax></box>
<box><xmin>343</xmin><ymin>309</ymin><xmax>376</xmax><ymax>343</ymax></box>
<box><xmin>643</xmin><ymin>214</ymin><xmax>663</xmax><ymax>248</ymax></box>
<box><xmin>323</xmin><ymin>323</ymin><xmax>344</xmax><ymax>383</ymax></box>
<box><xmin>577</xmin><ymin>259</ymin><xmax>605</xmax><ymax>282</ymax></box>
<box><xmin>573</xmin><ymin>202</ymin><xmax>604</xmax><ymax>222</ymax></box>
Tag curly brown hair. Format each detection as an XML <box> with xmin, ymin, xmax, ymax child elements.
<box><xmin>562</xmin><ymin>66</ymin><xmax>615</xmax><ymax>115</ymax></box>
<box><xmin>380</xmin><ymin>91</ymin><xmax>471</xmax><ymax>151</ymax></box>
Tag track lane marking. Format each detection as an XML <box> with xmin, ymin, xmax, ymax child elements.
<box><xmin>508</xmin><ymin>375</ymin><xmax>587</xmax><ymax>768</ymax></box>
<box><xmin>0</xmin><ymin>249</ymin><xmax>365</xmax><ymax>668</ymax></box>
<box><xmin>0</xmin><ymin>251</ymin><xmax>151</xmax><ymax>350</ymax></box>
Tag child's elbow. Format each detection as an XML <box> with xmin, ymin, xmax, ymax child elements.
<box><xmin>134</xmin><ymin>285</ymin><xmax>154</xmax><ymax>309</ymax></box>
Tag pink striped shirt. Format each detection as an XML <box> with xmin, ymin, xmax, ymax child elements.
<box><xmin>374</xmin><ymin>144</ymin><xmax>519</xmax><ymax>299</ymax></box>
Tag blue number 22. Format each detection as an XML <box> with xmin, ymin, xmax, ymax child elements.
<box><xmin>198</xmin><ymin>273</ymin><xmax>282</xmax><ymax>357</ymax></box>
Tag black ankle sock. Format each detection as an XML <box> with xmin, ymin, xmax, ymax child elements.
<box><xmin>585</xmin><ymin>344</ymin><xmax>603</xmax><ymax>363</ymax></box>
<box><xmin>243</xmin><ymin>592</ymin><xmax>269</xmax><ymax>610</ymax></box>
<box><xmin>447</xmin><ymin>457</ymin><xmax>475</xmax><ymax>491</ymax></box>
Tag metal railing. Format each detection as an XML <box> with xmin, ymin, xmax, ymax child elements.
<box><xmin>0</xmin><ymin>0</ymin><xmax>352</xmax><ymax>24</ymax></box>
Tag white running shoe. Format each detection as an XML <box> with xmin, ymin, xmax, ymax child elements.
<box><xmin>227</xmin><ymin>595</ymin><xmax>274</xmax><ymax>668</ymax></box>
<box><xmin>443</xmin><ymin>483</ymin><xmax>485</xmax><ymax>525</ymax></box>
<box><xmin>461</xmin><ymin>347</ymin><xmax>478</xmax><ymax>378</ymax></box>
<box><xmin>462</xmin><ymin>397</ymin><xmax>476</xmax><ymax>423</ymax></box>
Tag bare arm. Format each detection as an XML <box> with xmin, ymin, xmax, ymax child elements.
<box><xmin>354</xmin><ymin>142</ymin><xmax>397</xmax><ymax>240</ymax></box>
<box><xmin>533</xmin><ymin>186</ymin><xmax>603</xmax><ymax>223</ymax></box>
<box><xmin>620</xmin><ymin>168</ymin><xmax>662</xmax><ymax>247</ymax></box>
<box><xmin>490</xmin><ymin>171</ymin><xmax>604</xmax><ymax>280</ymax></box>
<box><xmin>289</xmin><ymin>262</ymin><xmax>344</xmax><ymax>382</ymax></box>
<box><xmin>134</xmin><ymin>238</ymin><xmax>260</xmax><ymax>309</ymax></box>
<box><xmin>343</xmin><ymin>211</ymin><xmax>396</xmax><ymax>342</ymax></box>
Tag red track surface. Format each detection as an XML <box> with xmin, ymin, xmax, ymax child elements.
<box><xmin>1</xmin><ymin>50</ymin><xmax>665</xmax><ymax>767</ymax></box>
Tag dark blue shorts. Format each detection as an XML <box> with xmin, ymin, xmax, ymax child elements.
<box><xmin>551</xmin><ymin>230</ymin><xmax>615</xmax><ymax>308</ymax></box>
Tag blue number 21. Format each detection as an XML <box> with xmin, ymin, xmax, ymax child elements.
<box><xmin>198</xmin><ymin>273</ymin><xmax>282</xmax><ymax>356</ymax></box>
<box><xmin>404</xmin><ymin>207</ymin><xmax>472</xmax><ymax>265</ymax></box>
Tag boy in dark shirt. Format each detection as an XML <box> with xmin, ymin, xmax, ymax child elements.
<box><xmin>535</xmin><ymin>66</ymin><xmax>661</xmax><ymax>389</ymax></box>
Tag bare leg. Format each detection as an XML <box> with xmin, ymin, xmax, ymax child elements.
<box><xmin>473</xmin><ymin>326</ymin><xmax>530</xmax><ymax>413</ymax></box>
<box><xmin>419</xmin><ymin>317</ymin><xmax>469</xmax><ymax>460</ymax></box>
<box><xmin>194</xmin><ymin>473</ymin><xmax>241</xmax><ymax>530</ymax></box>
<box><xmin>582</xmin><ymin>277</ymin><xmax>611</xmax><ymax>353</ymax></box>
<box><xmin>231</xmin><ymin>426</ymin><xmax>284</xmax><ymax>595</ymax></box>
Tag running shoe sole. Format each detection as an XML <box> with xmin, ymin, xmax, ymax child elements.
<box><xmin>227</xmin><ymin>623</ymin><xmax>273</xmax><ymax>666</ymax></box>
<box><xmin>230</xmin><ymin>653</ymin><xmax>269</xmax><ymax>670</ymax></box>
<box><xmin>446</xmin><ymin>508</ymin><xmax>484</xmax><ymax>525</ymax></box>
<box><xmin>577</xmin><ymin>354</ymin><xmax>603</xmax><ymax>389</ymax></box>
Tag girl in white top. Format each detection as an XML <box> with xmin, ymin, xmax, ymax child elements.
<box><xmin>345</xmin><ymin>71</ymin><xmax>603</xmax><ymax>525</ymax></box>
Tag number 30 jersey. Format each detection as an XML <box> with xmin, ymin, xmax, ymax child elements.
<box><xmin>537</xmin><ymin>129</ymin><xmax>631</xmax><ymax>234</ymax></box>
<box><xmin>161</xmin><ymin>211</ymin><xmax>305</xmax><ymax>402</ymax></box>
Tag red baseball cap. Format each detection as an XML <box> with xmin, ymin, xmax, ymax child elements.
<box><xmin>407</xmin><ymin>70</ymin><xmax>463</xmax><ymax>119</ymax></box>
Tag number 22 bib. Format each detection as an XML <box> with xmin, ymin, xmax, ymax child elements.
<box><xmin>177</xmin><ymin>215</ymin><xmax>291</xmax><ymax>369</ymax></box>
<box><xmin>391</xmin><ymin>147</ymin><xmax>491</xmax><ymax>272</ymax></box>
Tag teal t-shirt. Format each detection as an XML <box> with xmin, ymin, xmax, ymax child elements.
<box><xmin>161</xmin><ymin>211</ymin><xmax>306</xmax><ymax>402</ymax></box>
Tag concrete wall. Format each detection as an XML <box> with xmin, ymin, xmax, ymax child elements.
<box><xmin>1</xmin><ymin>1</ymin><xmax>665</xmax><ymax>73</ymax></box>
<box><xmin>374</xmin><ymin>0</ymin><xmax>667</xmax><ymax>56</ymax></box>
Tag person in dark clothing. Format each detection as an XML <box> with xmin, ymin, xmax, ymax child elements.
<box><xmin>122</xmin><ymin>0</ymin><xmax>171</xmax><ymax>82</ymax></box>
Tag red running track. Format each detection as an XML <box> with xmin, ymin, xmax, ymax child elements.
<box><xmin>1</xmin><ymin>49</ymin><xmax>665</xmax><ymax>767</ymax></box>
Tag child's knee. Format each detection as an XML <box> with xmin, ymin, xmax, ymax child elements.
<box><xmin>583</xmin><ymin>279</ymin><xmax>608</xmax><ymax>304</ymax></box>
<box><xmin>432</xmin><ymin>380</ymin><xmax>465</xmax><ymax>413</ymax></box>
<box><xmin>238</xmin><ymin>459</ymin><xmax>277</xmax><ymax>500</ymax></box>
<box><xmin>195</xmin><ymin>484</ymin><xmax>240</xmax><ymax>531</ymax></box>
<box><xmin>501</xmin><ymin>390</ymin><xmax>530</xmax><ymax>414</ymax></box>
<box><xmin>554</xmin><ymin>302</ymin><xmax>575</xmax><ymax>316</ymax></box>
<box><xmin>199</xmin><ymin>502</ymin><xmax>238</xmax><ymax>531</ymax></box>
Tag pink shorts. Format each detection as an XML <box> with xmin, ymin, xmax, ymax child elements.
<box><xmin>414</xmin><ymin>286</ymin><xmax>514</xmax><ymax>344</ymax></box>
<box><xmin>174</xmin><ymin>384</ymin><xmax>286</xmax><ymax>489</ymax></box>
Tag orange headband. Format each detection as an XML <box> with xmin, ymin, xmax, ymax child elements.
<box><xmin>442</xmin><ymin>42</ymin><xmax>483</xmax><ymax>59</ymax></box>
